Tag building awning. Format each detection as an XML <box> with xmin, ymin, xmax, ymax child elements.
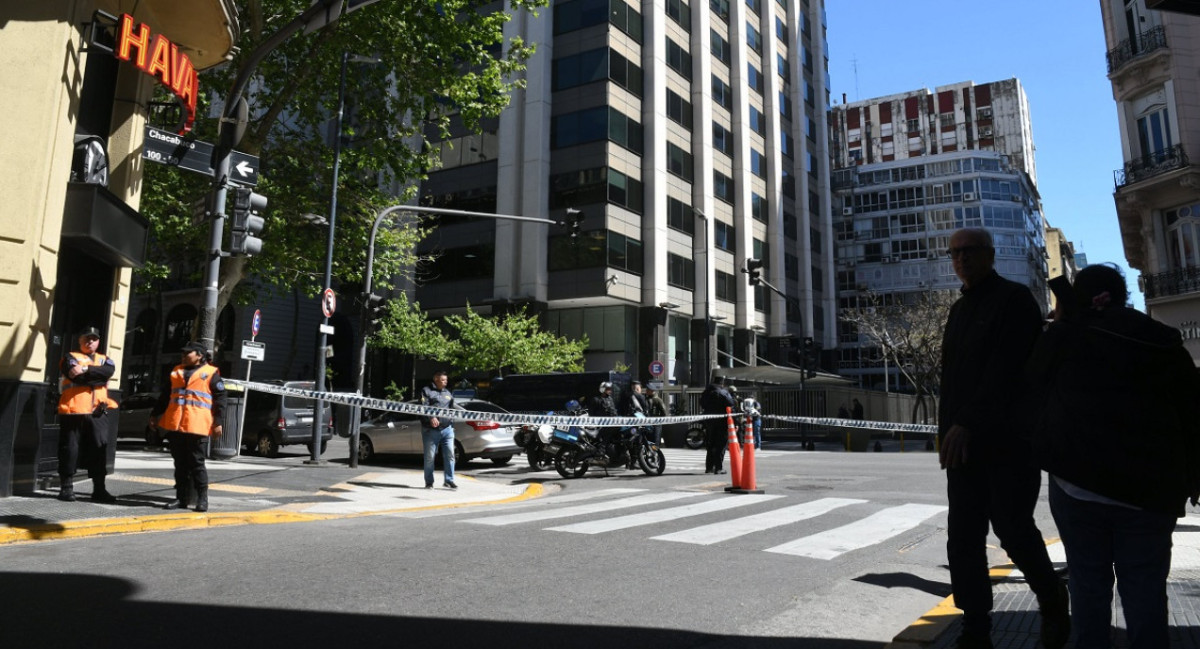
<box><xmin>717</xmin><ymin>365</ymin><xmax>854</xmax><ymax>387</ymax></box>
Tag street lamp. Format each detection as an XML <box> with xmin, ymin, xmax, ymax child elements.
<box><xmin>346</xmin><ymin>203</ymin><xmax>557</xmax><ymax>467</ymax></box>
<box><xmin>310</xmin><ymin>51</ymin><xmax>382</xmax><ymax>465</ymax></box>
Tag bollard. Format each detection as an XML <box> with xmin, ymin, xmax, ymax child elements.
<box><xmin>725</xmin><ymin>408</ymin><xmax>742</xmax><ymax>489</ymax></box>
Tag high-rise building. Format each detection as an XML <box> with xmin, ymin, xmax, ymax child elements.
<box><xmin>828</xmin><ymin>79</ymin><xmax>1050</xmax><ymax>386</ymax></box>
<box><xmin>413</xmin><ymin>0</ymin><xmax>835</xmax><ymax>384</ymax></box>
<box><xmin>1099</xmin><ymin>0</ymin><xmax>1200</xmax><ymax>365</ymax></box>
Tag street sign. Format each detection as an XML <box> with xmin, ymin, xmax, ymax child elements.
<box><xmin>142</xmin><ymin>125</ymin><xmax>260</xmax><ymax>186</ymax></box>
<box><xmin>319</xmin><ymin>324</ymin><xmax>335</xmax><ymax>335</ymax></box>
<box><xmin>649</xmin><ymin>360</ymin><xmax>665</xmax><ymax>377</ymax></box>
<box><xmin>240</xmin><ymin>340</ymin><xmax>265</xmax><ymax>361</ymax></box>
<box><xmin>322</xmin><ymin>288</ymin><xmax>336</xmax><ymax>318</ymax></box>
<box><xmin>251</xmin><ymin>309</ymin><xmax>261</xmax><ymax>337</ymax></box>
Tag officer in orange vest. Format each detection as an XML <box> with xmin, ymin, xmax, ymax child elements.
<box><xmin>151</xmin><ymin>342</ymin><xmax>226</xmax><ymax>512</ymax></box>
<box><xmin>57</xmin><ymin>326</ymin><xmax>117</xmax><ymax>503</ymax></box>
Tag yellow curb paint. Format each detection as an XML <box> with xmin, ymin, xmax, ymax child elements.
<box><xmin>0</xmin><ymin>483</ymin><xmax>545</xmax><ymax>546</ymax></box>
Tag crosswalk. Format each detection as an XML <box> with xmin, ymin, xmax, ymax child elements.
<box><xmin>398</xmin><ymin>487</ymin><xmax>948</xmax><ymax>561</ymax></box>
<box><xmin>477</xmin><ymin>447</ymin><xmax>788</xmax><ymax>477</ymax></box>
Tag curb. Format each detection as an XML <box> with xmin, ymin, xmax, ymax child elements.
<box><xmin>0</xmin><ymin>483</ymin><xmax>544</xmax><ymax>546</ymax></box>
<box><xmin>883</xmin><ymin>565</ymin><xmax>1017</xmax><ymax>648</ymax></box>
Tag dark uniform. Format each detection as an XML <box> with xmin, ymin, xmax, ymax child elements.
<box><xmin>57</xmin><ymin>327</ymin><xmax>117</xmax><ymax>502</ymax></box>
<box><xmin>699</xmin><ymin>379</ymin><xmax>736</xmax><ymax>473</ymax></box>
<box><xmin>153</xmin><ymin>343</ymin><xmax>226</xmax><ymax>512</ymax></box>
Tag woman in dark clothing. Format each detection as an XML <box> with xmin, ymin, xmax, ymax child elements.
<box><xmin>1027</xmin><ymin>264</ymin><xmax>1200</xmax><ymax>649</ymax></box>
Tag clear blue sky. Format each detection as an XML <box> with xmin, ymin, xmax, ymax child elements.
<box><xmin>824</xmin><ymin>0</ymin><xmax>1144</xmax><ymax>309</ymax></box>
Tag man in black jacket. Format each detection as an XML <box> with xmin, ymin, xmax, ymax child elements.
<box><xmin>699</xmin><ymin>376</ymin><xmax>736</xmax><ymax>474</ymax></box>
<box><xmin>419</xmin><ymin>370</ymin><xmax>464</xmax><ymax>489</ymax></box>
<box><xmin>938</xmin><ymin>228</ymin><xmax>1068</xmax><ymax>649</ymax></box>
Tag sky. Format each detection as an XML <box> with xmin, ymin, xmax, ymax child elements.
<box><xmin>822</xmin><ymin>0</ymin><xmax>1144</xmax><ymax>309</ymax></box>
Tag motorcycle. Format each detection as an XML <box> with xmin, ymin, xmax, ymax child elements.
<box><xmin>546</xmin><ymin>410</ymin><xmax>666</xmax><ymax>479</ymax></box>
<box><xmin>513</xmin><ymin>417</ymin><xmax>556</xmax><ymax>471</ymax></box>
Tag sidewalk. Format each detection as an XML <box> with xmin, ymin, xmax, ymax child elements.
<box><xmin>0</xmin><ymin>447</ymin><xmax>540</xmax><ymax>545</ymax></box>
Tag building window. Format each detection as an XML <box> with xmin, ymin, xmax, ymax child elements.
<box><xmin>667</xmin><ymin>197</ymin><xmax>695</xmax><ymax>234</ymax></box>
<box><xmin>608</xmin><ymin>231</ymin><xmax>644</xmax><ymax>273</ymax></box>
<box><xmin>667</xmin><ymin>0</ymin><xmax>691</xmax><ymax>31</ymax></box>
<box><xmin>609</xmin><ymin>50</ymin><xmax>645</xmax><ymax>97</ymax></box>
<box><xmin>779</xmin><ymin>91</ymin><xmax>792</xmax><ymax>119</ymax></box>
<box><xmin>747</xmin><ymin>63</ymin><xmax>764</xmax><ymax>94</ymax></box>
<box><xmin>751</xmin><ymin>192</ymin><xmax>767</xmax><ymax>222</ymax></box>
<box><xmin>666</xmin><ymin>90</ymin><xmax>693</xmax><ymax>130</ymax></box>
<box><xmin>713</xmin><ymin>122</ymin><xmax>733</xmax><ymax>156</ymax></box>
<box><xmin>552</xmin><ymin>48</ymin><xmax>643</xmax><ymax>97</ymax></box>
<box><xmin>712</xmin><ymin>75</ymin><xmax>733</xmax><ymax>109</ymax></box>
<box><xmin>548</xmin><ymin>167</ymin><xmax>644</xmax><ymax>214</ymax></box>
<box><xmin>555</xmin><ymin>0</ymin><xmax>643</xmax><ymax>43</ymax></box>
<box><xmin>746</xmin><ymin>0</ymin><xmax>760</xmax><ymax>13</ymax></box>
<box><xmin>551</xmin><ymin>106</ymin><xmax>643</xmax><ymax>154</ymax></box>
<box><xmin>785</xmin><ymin>253</ymin><xmax>798</xmax><ymax>280</ymax></box>
<box><xmin>714</xmin><ymin>170</ymin><xmax>735</xmax><ymax>203</ymax></box>
<box><xmin>1137</xmin><ymin>106</ymin><xmax>1173</xmax><ymax>158</ymax></box>
<box><xmin>781</xmin><ymin>168</ymin><xmax>795</xmax><ymax>198</ymax></box>
<box><xmin>715</xmin><ymin>270</ymin><xmax>737</xmax><ymax>302</ymax></box>
<box><xmin>775</xmin><ymin>16</ymin><xmax>785</xmax><ymax>39</ymax></box>
<box><xmin>666</xmin><ymin>38</ymin><xmax>693</xmax><ymax>79</ymax></box>
<box><xmin>749</xmin><ymin>105</ymin><xmax>766</xmax><ymax>135</ymax></box>
<box><xmin>668</xmin><ymin>253</ymin><xmax>696</xmax><ymax>289</ymax></box>
<box><xmin>667</xmin><ymin>142</ymin><xmax>694</xmax><ymax>182</ymax></box>
<box><xmin>608</xmin><ymin>0</ymin><xmax>644</xmax><ymax>41</ymax></box>
<box><xmin>803</xmin><ymin>79</ymin><xmax>814</xmax><ymax>106</ymax></box>
<box><xmin>710</xmin><ymin>0</ymin><xmax>730</xmax><ymax>22</ymax></box>
<box><xmin>710</xmin><ymin>29</ymin><xmax>731</xmax><ymax>65</ymax></box>
<box><xmin>776</xmin><ymin>53</ymin><xmax>789</xmax><ymax>81</ymax></box>
<box><xmin>714</xmin><ymin>220</ymin><xmax>736</xmax><ymax>252</ymax></box>
<box><xmin>548</xmin><ymin>231</ymin><xmax>642</xmax><ymax>274</ymax></box>
<box><xmin>783</xmin><ymin>211</ymin><xmax>797</xmax><ymax>239</ymax></box>
<box><xmin>751</xmin><ymin>149</ymin><xmax>766</xmax><ymax>177</ymax></box>
<box><xmin>746</xmin><ymin>22</ymin><xmax>762</xmax><ymax>54</ymax></box>
<box><xmin>780</xmin><ymin>132</ymin><xmax>794</xmax><ymax>158</ymax></box>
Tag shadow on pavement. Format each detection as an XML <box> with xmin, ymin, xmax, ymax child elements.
<box><xmin>0</xmin><ymin>572</ymin><xmax>888</xmax><ymax>649</ymax></box>
<box><xmin>853</xmin><ymin>572</ymin><xmax>952</xmax><ymax>598</ymax></box>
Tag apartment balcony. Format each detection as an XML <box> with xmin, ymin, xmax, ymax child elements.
<box><xmin>1114</xmin><ymin>145</ymin><xmax>1189</xmax><ymax>188</ymax></box>
<box><xmin>832</xmin><ymin>167</ymin><xmax>856</xmax><ymax>191</ymax></box>
<box><xmin>1107</xmin><ymin>26</ymin><xmax>1168</xmax><ymax>73</ymax></box>
<box><xmin>1143</xmin><ymin>266</ymin><xmax>1200</xmax><ymax>300</ymax></box>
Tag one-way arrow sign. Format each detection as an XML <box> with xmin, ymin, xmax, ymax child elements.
<box><xmin>142</xmin><ymin>125</ymin><xmax>260</xmax><ymax>186</ymax></box>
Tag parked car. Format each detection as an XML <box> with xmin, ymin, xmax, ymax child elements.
<box><xmin>356</xmin><ymin>399</ymin><xmax>519</xmax><ymax>466</ymax></box>
<box><xmin>116</xmin><ymin>392</ymin><xmax>164</xmax><ymax>446</ymax></box>
<box><xmin>241</xmin><ymin>380</ymin><xmax>333</xmax><ymax>457</ymax></box>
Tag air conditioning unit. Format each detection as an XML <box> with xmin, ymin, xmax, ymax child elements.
<box><xmin>1010</xmin><ymin>194</ymin><xmax>1022</xmax><ymax>202</ymax></box>
<box><xmin>842</xmin><ymin>207</ymin><xmax>854</xmax><ymax>216</ymax></box>
<box><xmin>962</xmin><ymin>192</ymin><xmax>977</xmax><ymax>201</ymax></box>
<box><xmin>978</xmin><ymin>126</ymin><xmax>993</xmax><ymax>137</ymax></box>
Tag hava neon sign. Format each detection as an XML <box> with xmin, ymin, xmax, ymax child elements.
<box><xmin>114</xmin><ymin>13</ymin><xmax>199</xmax><ymax>135</ymax></box>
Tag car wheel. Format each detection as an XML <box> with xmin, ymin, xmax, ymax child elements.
<box><xmin>357</xmin><ymin>436</ymin><xmax>375</xmax><ymax>464</ymax></box>
<box><xmin>255</xmin><ymin>431</ymin><xmax>280</xmax><ymax>458</ymax></box>
<box><xmin>685</xmin><ymin>425</ymin><xmax>706</xmax><ymax>450</ymax></box>
<box><xmin>490</xmin><ymin>455</ymin><xmax>512</xmax><ymax>466</ymax></box>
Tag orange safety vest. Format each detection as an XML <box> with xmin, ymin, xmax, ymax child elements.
<box><xmin>159</xmin><ymin>363</ymin><xmax>219</xmax><ymax>436</ymax></box>
<box><xmin>58</xmin><ymin>351</ymin><xmax>112</xmax><ymax>415</ymax></box>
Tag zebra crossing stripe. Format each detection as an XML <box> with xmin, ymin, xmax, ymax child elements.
<box><xmin>764</xmin><ymin>503</ymin><xmax>948</xmax><ymax>560</ymax></box>
<box><xmin>546</xmin><ymin>494</ymin><xmax>785</xmax><ymax>534</ymax></box>
<box><xmin>651</xmin><ymin>497</ymin><xmax>867</xmax><ymax>545</ymax></box>
<box><xmin>390</xmin><ymin>488</ymin><xmax>646</xmax><ymax>518</ymax></box>
<box><xmin>460</xmin><ymin>491</ymin><xmax>704</xmax><ymax>526</ymax></box>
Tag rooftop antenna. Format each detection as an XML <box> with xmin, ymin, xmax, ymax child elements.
<box><xmin>852</xmin><ymin>55</ymin><xmax>859</xmax><ymax>102</ymax></box>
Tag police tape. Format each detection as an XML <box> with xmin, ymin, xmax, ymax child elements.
<box><xmin>225</xmin><ymin>379</ymin><xmax>937</xmax><ymax>435</ymax></box>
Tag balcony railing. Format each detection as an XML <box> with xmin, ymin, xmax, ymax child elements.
<box><xmin>1114</xmin><ymin>144</ymin><xmax>1189</xmax><ymax>188</ymax></box>
<box><xmin>1107</xmin><ymin>25</ymin><xmax>1168</xmax><ymax>73</ymax></box>
<box><xmin>1143</xmin><ymin>266</ymin><xmax>1200</xmax><ymax>300</ymax></box>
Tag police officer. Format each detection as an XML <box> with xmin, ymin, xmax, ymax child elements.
<box><xmin>152</xmin><ymin>342</ymin><xmax>226</xmax><ymax>512</ymax></box>
<box><xmin>699</xmin><ymin>376</ymin><xmax>736</xmax><ymax>474</ymax></box>
<box><xmin>57</xmin><ymin>326</ymin><xmax>117</xmax><ymax>502</ymax></box>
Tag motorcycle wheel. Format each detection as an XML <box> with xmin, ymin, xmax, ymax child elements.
<box><xmin>554</xmin><ymin>447</ymin><xmax>588</xmax><ymax>479</ymax></box>
<box><xmin>527</xmin><ymin>449</ymin><xmax>553</xmax><ymax>471</ymax></box>
<box><xmin>638</xmin><ymin>445</ymin><xmax>666</xmax><ymax>475</ymax></box>
<box><xmin>685</xmin><ymin>425</ymin><xmax>705</xmax><ymax>450</ymax></box>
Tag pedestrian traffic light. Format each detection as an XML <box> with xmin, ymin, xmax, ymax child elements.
<box><xmin>365</xmin><ymin>292</ymin><xmax>388</xmax><ymax>330</ymax></box>
<box><xmin>745</xmin><ymin>258</ymin><xmax>764</xmax><ymax>286</ymax></box>
<box><xmin>230</xmin><ymin>187</ymin><xmax>267</xmax><ymax>256</ymax></box>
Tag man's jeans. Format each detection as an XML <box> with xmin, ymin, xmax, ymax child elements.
<box><xmin>1049</xmin><ymin>478</ymin><xmax>1176</xmax><ymax>649</ymax></box>
<box><xmin>422</xmin><ymin>425</ymin><xmax>455</xmax><ymax>486</ymax></box>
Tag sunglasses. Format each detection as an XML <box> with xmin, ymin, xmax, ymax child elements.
<box><xmin>945</xmin><ymin>244</ymin><xmax>990</xmax><ymax>259</ymax></box>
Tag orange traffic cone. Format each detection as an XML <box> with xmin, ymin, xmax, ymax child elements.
<box><xmin>725</xmin><ymin>408</ymin><xmax>742</xmax><ymax>489</ymax></box>
<box><xmin>739</xmin><ymin>416</ymin><xmax>757</xmax><ymax>491</ymax></box>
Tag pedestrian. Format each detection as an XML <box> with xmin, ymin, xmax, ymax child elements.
<box><xmin>588</xmin><ymin>380</ymin><xmax>621</xmax><ymax>458</ymax></box>
<box><xmin>698</xmin><ymin>375</ymin><xmax>736</xmax><ymax>474</ymax></box>
<box><xmin>623</xmin><ymin>380</ymin><xmax>649</xmax><ymax>416</ymax></box>
<box><xmin>742</xmin><ymin>397</ymin><xmax>763</xmax><ymax>449</ymax></box>
<box><xmin>837</xmin><ymin>403</ymin><xmax>850</xmax><ymax>420</ymax></box>
<box><xmin>1027</xmin><ymin>264</ymin><xmax>1200</xmax><ymax>649</ymax></box>
<box><xmin>645</xmin><ymin>386</ymin><xmax>668</xmax><ymax>445</ymax></box>
<box><xmin>419</xmin><ymin>370</ymin><xmax>465</xmax><ymax>489</ymax></box>
<box><xmin>151</xmin><ymin>342</ymin><xmax>226</xmax><ymax>512</ymax></box>
<box><xmin>938</xmin><ymin>227</ymin><xmax>1069</xmax><ymax>649</ymax></box>
<box><xmin>851</xmin><ymin>398</ymin><xmax>864</xmax><ymax>420</ymax></box>
<box><xmin>56</xmin><ymin>326</ymin><xmax>117</xmax><ymax>503</ymax></box>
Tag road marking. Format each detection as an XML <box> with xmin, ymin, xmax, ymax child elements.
<box><xmin>651</xmin><ymin>497</ymin><xmax>867</xmax><ymax>545</ymax></box>
<box><xmin>546</xmin><ymin>493</ymin><xmax>784</xmax><ymax>534</ymax></box>
<box><xmin>764</xmin><ymin>503</ymin><xmax>947</xmax><ymax>560</ymax></box>
<box><xmin>389</xmin><ymin>488</ymin><xmax>647</xmax><ymax>518</ymax></box>
<box><xmin>461</xmin><ymin>491</ymin><xmax>703</xmax><ymax>526</ymax></box>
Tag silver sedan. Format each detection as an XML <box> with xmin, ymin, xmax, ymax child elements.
<box><xmin>355</xmin><ymin>400</ymin><xmax>520</xmax><ymax>466</ymax></box>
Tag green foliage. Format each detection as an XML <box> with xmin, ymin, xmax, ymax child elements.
<box><xmin>442</xmin><ymin>306</ymin><xmax>587</xmax><ymax>377</ymax></box>
<box><xmin>371</xmin><ymin>293</ymin><xmax>452</xmax><ymax>359</ymax></box>
<box><xmin>383</xmin><ymin>381</ymin><xmax>408</xmax><ymax>402</ymax></box>
<box><xmin>612</xmin><ymin>360</ymin><xmax>629</xmax><ymax>373</ymax></box>
<box><xmin>136</xmin><ymin>0</ymin><xmax>546</xmax><ymax>308</ymax></box>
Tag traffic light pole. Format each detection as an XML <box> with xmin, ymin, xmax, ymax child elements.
<box><xmin>744</xmin><ymin>270</ymin><xmax>813</xmax><ymax>440</ymax></box>
<box><xmin>347</xmin><ymin>204</ymin><xmax>557</xmax><ymax>467</ymax></box>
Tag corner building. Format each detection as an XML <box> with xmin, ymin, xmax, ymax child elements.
<box><xmin>416</xmin><ymin>0</ymin><xmax>835</xmax><ymax>384</ymax></box>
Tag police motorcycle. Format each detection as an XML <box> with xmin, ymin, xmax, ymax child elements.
<box><xmin>546</xmin><ymin>401</ymin><xmax>666</xmax><ymax>479</ymax></box>
<box><xmin>512</xmin><ymin>416</ymin><xmax>556</xmax><ymax>471</ymax></box>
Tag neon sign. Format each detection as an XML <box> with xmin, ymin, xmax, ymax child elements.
<box><xmin>114</xmin><ymin>13</ymin><xmax>198</xmax><ymax>135</ymax></box>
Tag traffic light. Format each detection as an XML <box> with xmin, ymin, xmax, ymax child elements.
<box><xmin>567</xmin><ymin>208</ymin><xmax>584</xmax><ymax>239</ymax></box>
<box><xmin>745</xmin><ymin>258</ymin><xmax>764</xmax><ymax>286</ymax></box>
<box><xmin>802</xmin><ymin>336</ymin><xmax>818</xmax><ymax>369</ymax></box>
<box><xmin>365</xmin><ymin>292</ymin><xmax>388</xmax><ymax>330</ymax></box>
<box><xmin>230</xmin><ymin>187</ymin><xmax>267</xmax><ymax>255</ymax></box>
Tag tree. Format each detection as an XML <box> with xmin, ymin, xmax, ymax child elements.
<box><xmin>137</xmin><ymin>0</ymin><xmax>544</xmax><ymax>313</ymax></box>
<box><xmin>443</xmin><ymin>307</ymin><xmax>588</xmax><ymax>377</ymax></box>
<box><xmin>839</xmin><ymin>288</ymin><xmax>957</xmax><ymax>423</ymax></box>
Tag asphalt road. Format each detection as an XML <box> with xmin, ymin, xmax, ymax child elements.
<box><xmin>0</xmin><ymin>444</ymin><xmax>1063</xmax><ymax>649</ymax></box>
